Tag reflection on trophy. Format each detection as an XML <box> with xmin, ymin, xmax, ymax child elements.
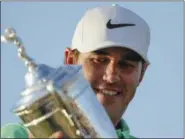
<box><xmin>1</xmin><ymin>28</ymin><xmax>118</xmax><ymax>138</ymax></box>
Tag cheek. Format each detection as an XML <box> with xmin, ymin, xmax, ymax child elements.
<box><xmin>121</xmin><ymin>67</ymin><xmax>142</xmax><ymax>86</ymax></box>
<box><xmin>123</xmin><ymin>72</ymin><xmax>140</xmax><ymax>85</ymax></box>
<box><xmin>119</xmin><ymin>72</ymin><xmax>141</xmax><ymax>108</ymax></box>
<box><xmin>120</xmin><ymin>69</ymin><xmax>142</xmax><ymax>102</ymax></box>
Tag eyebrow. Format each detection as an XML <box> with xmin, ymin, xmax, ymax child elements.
<box><xmin>92</xmin><ymin>50</ymin><xmax>143</xmax><ymax>62</ymax></box>
<box><xmin>92</xmin><ymin>50</ymin><xmax>109</xmax><ymax>55</ymax></box>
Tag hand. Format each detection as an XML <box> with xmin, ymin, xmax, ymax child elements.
<box><xmin>49</xmin><ymin>131</ymin><xmax>64</xmax><ymax>138</ymax></box>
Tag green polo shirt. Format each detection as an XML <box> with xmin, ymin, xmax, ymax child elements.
<box><xmin>1</xmin><ymin>119</ymin><xmax>136</xmax><ymax>138</ymax></box>
<box><xmin>116</xmin><ymin>119</ymin><xmax>136</xmax><ymax>138</ymax></box>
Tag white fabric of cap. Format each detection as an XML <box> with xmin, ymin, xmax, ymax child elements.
<box><xmin>71</xmin><ymin>4</ymin><xmax>150</xmax><ymax>63</ymax></box>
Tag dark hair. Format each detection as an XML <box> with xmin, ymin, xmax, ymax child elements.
<box><xmin>73</xmin><ymin>48</ymin><xmax>146</xmax><ymax>64</ymax></box>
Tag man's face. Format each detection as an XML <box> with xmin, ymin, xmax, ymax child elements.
<box><xmin>65</xmin><ymin>47</ymin><xmax>147</xmax><ymax>126</ymax></box>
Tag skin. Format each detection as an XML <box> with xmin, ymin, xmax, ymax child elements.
<box><xmin>30</xmin><ymin>46</ymin><xmax>148</xmax><ymax>138</ymax></box>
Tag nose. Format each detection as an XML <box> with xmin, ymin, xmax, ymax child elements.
<box><xmin>103</xmin><ymin>61</ymin><xmax>120</xmax><ymax>83</ymax></box>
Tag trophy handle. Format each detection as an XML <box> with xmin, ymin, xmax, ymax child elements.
<box><xmin>1</xmin><ymin>28</ymin><xmax>37</xmax><ymax>72</ymax></box>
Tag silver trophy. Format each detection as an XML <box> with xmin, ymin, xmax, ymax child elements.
<box><xmin>1</xmin><ymin>28</ymin><xmax>118</xmax><ymax>138</ymax></box>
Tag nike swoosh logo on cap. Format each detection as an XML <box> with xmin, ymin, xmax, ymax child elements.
<box><xmin>106</xmin><ymin>19</ymin><xmax>135</xmax><ymax>29</ymax></box>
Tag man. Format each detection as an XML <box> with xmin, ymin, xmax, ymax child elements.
<box><xmin>2</xmin><ymin>4</ymin><xmax>150</xmax><ymax>139</ymax></box>
<box><xmin>51</xmin><ymin>4</ymin><xmax>150</xmax><ymax>138</ymax></box>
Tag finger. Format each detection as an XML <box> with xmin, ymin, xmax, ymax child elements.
<box><xmin>28</xmin><ymin>130</ymin><xmax>35</xmax><ymax>138</ymax></box>
<box><xmin>49</xmin><ymin>131</ymin><xmax>63</xmax><ymax>139</ymax></box>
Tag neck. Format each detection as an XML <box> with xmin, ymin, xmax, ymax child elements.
<box><xmin>115</xmin><ymin>120</ymin><xmax>122</xmax><ymax>129</ymax></box>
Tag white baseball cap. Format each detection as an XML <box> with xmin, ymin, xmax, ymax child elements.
<box><xmin>71</xmin><ymin>4</ymin><xmax>150</xmax><ymax>63</ymax></box>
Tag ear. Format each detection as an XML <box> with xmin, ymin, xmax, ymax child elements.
<box><xmin>138</xmin><ymin>62</ymin><xmax>148</xmax><ymax>83</ymax></box>
<box><xmin>64</xmin><ymin>48</ymin><xmax>75</xmax><ymax>64</ymax></box>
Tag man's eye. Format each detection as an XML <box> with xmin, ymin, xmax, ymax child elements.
<box><xmin>119</xmin><ymin>61</ymin><xmax>134</xmax><ymax>68</ymax></box>
<box><xmin>92</xmin><ymin>58</ymin><xmax>108</xmax><ymax>63</ymax></box>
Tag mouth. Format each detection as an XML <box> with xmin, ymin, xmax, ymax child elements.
<box><xmin>94</xmin><ymin>88</ymin><xmax>121</xmax><ymax>96</ymax></box>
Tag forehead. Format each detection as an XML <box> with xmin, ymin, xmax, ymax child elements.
<box><xmin>82</xmin><ymin>46</ymin><xmax>143</xmax><ymax>62</ymax></box>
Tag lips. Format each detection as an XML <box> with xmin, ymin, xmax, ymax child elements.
<box><xmin>100</xmin><ymin>90</ymin><xmax>118</xmax><ymax>96</ymax></box>
<box><xmin>94</xmin><ymin>88</ymin><xmax>121</xmax><ymax>96</ymax></box>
